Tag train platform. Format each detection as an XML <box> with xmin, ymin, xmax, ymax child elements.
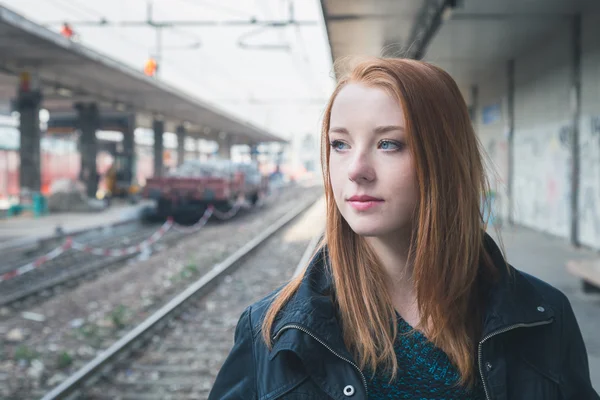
<box><xmin>0</xmin><ymin>200</ymin><xmax>153</xmax><ymax>249</ymax></box>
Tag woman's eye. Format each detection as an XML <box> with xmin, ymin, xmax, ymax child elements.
<box><xmin>330</xmin><ymin>140</ymin><xmax>348</xmax><ymax>151</ymax></box>
<box><xmin>378</xmin><ymin>140</ymin><xmax>402</xmax><ymax>151</ymax></box>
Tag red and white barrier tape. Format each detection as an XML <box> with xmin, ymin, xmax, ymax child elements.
<box><xmin>1</xmin><ymin>195</ymin><xmax>273</xmax><ymax>282</ymax></box>
<box><xmin>70</xmin><ymin>219</ymin><xmax>173</xmax><ymax>257</ymax></box>
<box><xmin>0</xmin><ymin>220</ymin><xmax>173</xmax><ymax>283</ymax></box>
<box><xmin>212</xmin><ymin>202</ymin><xmax>244</xmax><ymax>220</ymax></box>
<box><xmin>0</xmin><ymin>238</ymin><xmax>73</xmax><ymax>282</ymax></box>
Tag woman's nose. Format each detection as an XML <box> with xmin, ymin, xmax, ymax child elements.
<box><xmin>348</xmin><ymin>152</ymin><xmax>375</xmax><ymax>183</ymax></box>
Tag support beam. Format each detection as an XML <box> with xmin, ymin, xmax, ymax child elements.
<box><xmin>406</xmin><ymin>0</ymin><xmax>458</xmax><ymax>60</ymax></box>
<box><xmin>17</xmin><ymin>86</ymin><xmax>42</xmax><ymax>194</ymax></box>
<box><xmin>470</xmin><ymin>84</ymin><xmax>479</xmax><ymax>122</ymax></box>
<box><xmin>250</xmin><ymin>144</ymin><xmax>259</xmax><ymax>162</ymax></box>
<box><xmin>176</xmin><ymin>124</ymin><xmax>186</xmax><ymax>166</ymax></box>
<box><xmin>122</xmin><ymin>113</ymin><xmax>136</xmax><ymax>184</ymax></box>
<box><xmin>506</xmin><ymin>59</ymin><xmax>515</xmax><ymax>226</ymax></box>
<box><xmin>75</xmin><ymin>102</ymin><xmax>100</xmax><ymax>198</ymax></box>
<box><xmin>153</xmin><ymin>119</ymin><xmax>164</xmax><ymax>177</ymax></box>
<box><xmin>195</xmin><ymin>139</ymin><xmax>202</xmax><ymax>161</ymax></box>
<box><xmin>217</xmin><ymin>134</ymin><xmax>231</xmax><ymax>159</ymax></box>
<box><xmin>570</xmin><ymin>15</ymin><xmax>582</xmax><ymax>247</ymax></box>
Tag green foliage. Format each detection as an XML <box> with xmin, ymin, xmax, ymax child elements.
<box><xmin>110</xmin><ymin>304</ymin><xmax>129</xmax><ymax>329</ymax></box>
<box><xmin>56</xmin><ymin>351</ymin><xmax>73</xmax><ymax>369</ymax></box>
<box><xmin>14</xmin><ymin>344</ymin><xmax>38</xmax><ymax>361</ymax></box>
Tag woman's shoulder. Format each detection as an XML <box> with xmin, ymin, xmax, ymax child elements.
<box><xmin>509</xmin><ymin>267</ymin><xmax>575</xmax><ymax>324</ymax></box>
<box><xmin>243</xmin><ymin>248</ymin><xmax>332</xmax><ymax>335</ymax></box>
<box><xmin>512</xmin><ymin>268</ymin><xmax>569</xmax><ymax>305</ymax></box>
<box><xmin>241</xmin><ymin>286</ymin><xmax>285</xmax><ymax>336</ymax></box>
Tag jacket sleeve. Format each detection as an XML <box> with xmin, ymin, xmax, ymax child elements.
<box><xmin>208</xmin><ymin>307</ymin><xmax>257</xmax><ymax>400</ymax></box>
<box><xmin>559</xmin><ymin>294</ymin><xmax>600</xmax><ymax>400</ymax></box>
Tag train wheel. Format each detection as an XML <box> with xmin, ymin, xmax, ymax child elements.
<box><xmin>157</xmin><ymin>198</ymin><xmax>172</xmax><ymax>220</ymax></box>
<box><xmin>213</xmin><ymin>202</ymin><xmax>233</xmax><ymax>219</ymax></box>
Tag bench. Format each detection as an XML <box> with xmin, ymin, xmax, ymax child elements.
<box><xmin>566</xmin><ymin>259</ymin><xmax>600</xmax><ymax>293</ymax></box>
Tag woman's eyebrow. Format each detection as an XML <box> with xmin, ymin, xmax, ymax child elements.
<box><xmin>329</xmin><ymin>126</ymin><xmax>404</xmax><ymax>135</ymax></box>
<box><xmin>329</xmin><ymin>127</ymin><xmax>349</xmax><ymax>134</ymax></box>
<box><xmin>373</xmin><ymin>125</ymin><xmax>404</xmax><ymax>134</ymax></box>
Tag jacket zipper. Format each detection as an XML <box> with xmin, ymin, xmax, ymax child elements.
<box><xmin>274</xmin><ymin>324</ymin><xmax>368</xmax><ymax>396</ymax></box>
<box><xmin>477</xmin><ymin>319</ymin><xmax>553</xmax><ymax>400</ymax></box>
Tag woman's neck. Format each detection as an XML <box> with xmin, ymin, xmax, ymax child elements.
<box><xmin>365</xmin><ymin>232</ymin><xmax>421</xmax><ymax>328</ymax></box>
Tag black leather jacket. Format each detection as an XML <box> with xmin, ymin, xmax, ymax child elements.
<box><xmin>209</xmin><ymin>235</ymin><xmax>599</xmax><ymax>399</ymax></box>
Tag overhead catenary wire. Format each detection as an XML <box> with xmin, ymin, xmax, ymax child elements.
<box><xmin>69</xmin><ymin>0</ymin><xmax>108</xmax><ymax>21</ymax></box>
<box><xmin>47</xmin><ymin>0</ymin><xmax>150</xmax><ymax>54</ymax></box>
<box><xmin>173</xmin><ymin>0</ymin><xmax>255</xmax><ymax>19</ymax></box>
<box><xmin>44</xmin><ymin>0</ymin><xmax>243</xmax><ymax>98</ymax></box>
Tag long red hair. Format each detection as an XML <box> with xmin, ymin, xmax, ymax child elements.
<box><xmin>262</xmin><ymin>57</ymin><xmax>499</xmax><ymax>386</ymax></box>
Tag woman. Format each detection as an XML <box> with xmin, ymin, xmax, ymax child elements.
<box><xmin>208</xmin><ymin>57</ymin><xmax>598</xmax><ymax>399</ymax></box>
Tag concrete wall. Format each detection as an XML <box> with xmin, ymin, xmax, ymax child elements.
<box><xmin>476</xmin><ymin>68</ymin><xmax>509</xmax><ymax>221</ymax></box>
<box><xmin>579</xmin><ymin>13</ymin><xmax>600</xmax><ymax>248</ymax></box>
<box><xmin>475</xmin><ymin>16</ymin><xmax>600</xmax><ymax>249</ymax></box>
<box><xmin>512</xmin><ymin>24</ymin><xmax>572</xmax><ymax>239</ymax></box>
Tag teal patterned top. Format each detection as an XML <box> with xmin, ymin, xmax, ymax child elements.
<box><xmin>363</xmin><ymin>315</ymin><xmax>486</xmax><ymax>399</ymax></box>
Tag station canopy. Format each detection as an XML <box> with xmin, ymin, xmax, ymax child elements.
<box><xmin>321</xmin><ymin>0</ymin><xmax>600</xmax><ymax>95</ymax></box>
<box><xmin>0</xmin><ymin>5</ymin><xmax>284</xmax><ymax>144</ymax></box>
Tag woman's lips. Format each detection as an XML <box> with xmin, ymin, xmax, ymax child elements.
<box><xmin>346</xmin><ymin>196</ymin><xmax>384</xmax><ymax>211</ymax></box>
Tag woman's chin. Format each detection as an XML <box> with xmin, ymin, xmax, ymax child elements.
<box><xmin>347</xmin><ymin>222</ymin><xmax>389</xmax><ymax>238</ymax></box>
<box><xmin>346</xmin><ymin>217</ymin><xmax>412</xmax><ymax>239</ymax></box>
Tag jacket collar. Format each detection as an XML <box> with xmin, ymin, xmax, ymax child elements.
<box><xmin>480</xmin><ymin>233</ymin><xmax>555</xmax><ymax>337</ymax></box>
<box><xmin>271</xmin><ymin>232</ymin><xmax>555</xmax><ymax>358</ymax></box>
<box><xmin>271</xmin><ymin>246</ymin><xmax>353</xmax><ymax>361</ymax></box>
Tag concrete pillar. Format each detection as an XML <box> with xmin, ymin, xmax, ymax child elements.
<box><xmin>570</xmin><ymin>14</ymin><xmax>582</xmax><ymax>247</ymax></box>
<box><xmin>122</xmin><ymin>113</ymin><xmax>136</xmax><ymax>184</ymax></box>
<box><xmin>470</xmin><ymin>84</ymin><xmax>479</xmax><ymax>122</ymax></box>
<box><xmin>250</xmin><ymin>144</ymin><xmax>259</xmax><ymax>162</ymax></box>
<box><xmin>176</xmin><ymin>124</ymin><xmax>186</xmax><ymax>166</ymax></box>
<box><xmin>506</xmin><ymin>59</ymin><xmax>515</xmax><ymax>226</ymax></box>
<box><xmin>217</xmin><ymin>135</ymin><xmax>231</xmax><ymax>159</ymax></box>
<box><xmin>195</xmin><ymin>139</ymin><xmax>202</xmax><ymax>160</ymax></box>
<box><xmin>16</xmin><ymin>85</ymin><xmax>42</xmax><ymax>193</ymax></box>
<box><xmin>75</xmin><ymin>102</ymin><xmax>100</xmax><ymax>198</ymax></box>
<box><xmin>153</xmin><ymin>119</ymin><xmax>164</xmax><ymax>177</ymax></box>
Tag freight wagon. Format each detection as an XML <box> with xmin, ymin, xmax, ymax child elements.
<box><xmin>143</xmin><ymin>159</ymin><xmax>268</xmax><ymax>222</ymax></box>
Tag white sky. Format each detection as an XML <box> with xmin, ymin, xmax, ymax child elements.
<box><xmin>0</xmin><ymin>0</ymin><xmax>336</xmax><ymax>141</ymax></box>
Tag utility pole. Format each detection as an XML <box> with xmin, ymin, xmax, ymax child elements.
<box><xmin>149</xmin><ymin>2</ymin><xmax>162</xmax><ymax>73</ymax></box>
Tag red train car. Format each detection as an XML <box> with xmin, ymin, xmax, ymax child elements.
<box><xmin>143</xmin><ymin>159</ymin><xmax>268</xmax><ymax>220</ymax></box>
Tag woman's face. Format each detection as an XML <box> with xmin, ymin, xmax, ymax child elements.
<box><xmin>328</xmin><ymin>83</ymin><xmax>418</xmax><ymax>238</ymax></box>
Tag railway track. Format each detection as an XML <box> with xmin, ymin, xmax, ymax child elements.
<box><xmin>0</xmin><ymin>184</ymin><xmax>303</xmax><ymax>310</ymax></box>
<box><xmin>41</xmin><ymin>194</ymin><xmax>324</xmax><ymax>400</ymax></box>
<box><xmin>0</xmin><ymin>215</ymin><xmax>145</xmax><ymax>270</ymax></box>
<box><xmin>0</xmin><ymin>222</ymin><xmax>167</xmax><ymax>309</ymax></box>
<box><xmin>0</xmin><ymin>184</ymin><xmax>322</xmax><ymax>399</ymax></box>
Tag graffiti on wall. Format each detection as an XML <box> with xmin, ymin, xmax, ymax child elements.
<box><xmin>578</xmin><ymin>115</ymin><xmax>600</xmax><ymax>248</ymax></box>
<box><xmin>482</xmin><ymin>134</ymin><xmax>509</xmax><ymax>222</ymax></box>
<box><xmin>513</xmin><ymin>121</ymin><xmax>572</xmax><ymax>238</ymax></box>
<box><xmin>483</xmin><ymin>116</ymin><xmax>600</xmax><ymax>248</ymax></box>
